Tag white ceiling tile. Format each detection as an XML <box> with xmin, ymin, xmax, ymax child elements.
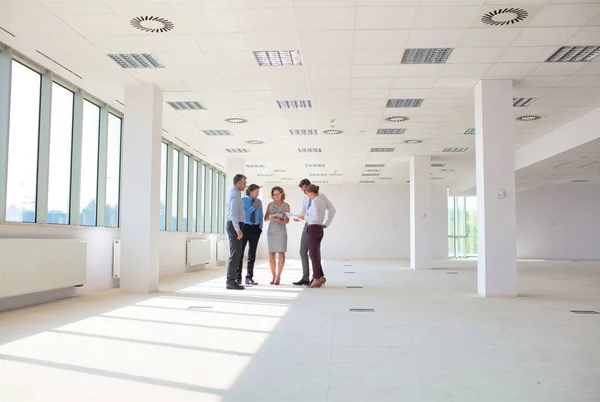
<box><xmin>308</xmin><ymin>77</ymin><xmax>352</xmax><ymax>89</ymax></box>
<box><xmin>485</xmin><ymin>63</ymin><xmax>538</xmax><ymax>77</ymax></box>
<box><xmin>184</xmin><ymin>77</ymin><xmax>230</xmax><ymax>91</ymax></box>
<box><xmin>440</xmin><ymin>63</ymin><xmax>492</xmax><ymax>77</ymax></box>
<box><xmin>395</xmin><ymin>64</ymin><xmax>445</xmax><ymax>77</ymax></box>
<box><xmin>217</xmin><ymin>66</ymin><xmax>264</xmax><ymax>80</ymax></box>
<box><xmin>389</xmin><ymin>89</ymin><xmax>430</xmax><ymax>98</ymax></box>
<box><xmin>166</xmin><ymin>0</ymin><xmax>230</xmax><ymax>12</ymax></box>
<box><xmin>227</xmin><ymin>78</ymin><xmax>270</xmax><ymax>90</ymax></box>
<box><xmin>88</xmin><ymin>34</ymin><xmax>199</xmax><ymax>53</ymax></box>
<box><xmin>128</xmin><ymin>68</ymin><xmax>188</xmax><ymax>91</ymax></box>
<box><xmin>244</xmin><ymin>32</ymin><xmax>301</xmax><ymax>49</ymax></box>
<box><xmin>448</xmin><ymin>47</ymin><xmax>506</xmax><ymax>63</ymax></box>
<box><xmin>154</xmin><ymin>52</ymin><xmax>212</xmax><ymax>68</ymax></box>
<box><xmin>313</xmin><ymin>98</ymin><xmax>350</xmax><ymax>109</ymax></box>
<box><xmin>351</xmin><ymin>89</ymin><xmax>391</xmax><ymax>99</ymax></box>
<box><xmin>352</xmin><ymin>78</ymin><xmax>395</xmax><ymax>89</ymax></box>
<box><xmin>424</xmin><ymin>98</ymin><xmax>473</xmax><ymax>108</ymax></box>
<box><xmin>412</xmin><ymin>6</ymin><xmax>481</xmax><ymax>29</ymax></box>
<box><xmin>227</xmin><ymin>0</ymin><xmax>294</xmax><ymax>9</ymax></box>
<box><xmin>43</xmin><ymin>0</ymin><xmax>112</xmax><ymax>15</ymax></box>
<box><xmin>353</xmin><ymin>30</ymin><xmax>409</xmax><ymax>49</ymax></box>
<box><xmin>353</xmin><ymin>49</ymin><xmax>403</xmax><ymax>65</ymax></box>
<box><xmin>312</xmin><ymin>90</ymin><xmax>351</xmax><ymax>100</ymax></box>
<box><xmin>433</xmin><ymin>78</ymin><xmax>479</xmax><ymax>88</ymax></box>
<box><xmin>294</xmin><ymin>7</ymin><xmax>356</xmax><ymax>30</ymax></box>
<box><xmin>350</xmin><ymin>99</ymin><xmax>387</xmax><ymax>108</ymax></box>
<box><xmin>191</xmin><ymin>33</ymin><xmax>249</xmax><ymax>51</ymax></box>
<box><xmin>307</xmin><ymin>65</ymin><xmax>353</xmax><ymax>78</ymax></box>
<box><xmin>528</xmin><ymin>4</ymin><xmax>600</xmax><ymax>27</ymax></box>
<box><xmin>234</xmin><ymin>8</ymin><xmax>297</xmax><ymax>31</ymax></box>
<box><xmin>576</xmin><ymin>62</ymin><xmax>600</xmax><ymax>76</ymax></box>
<box><xmin>262</xmin><ymin>69</ymin><xmax>310</xmax><ymax>90</ymax></box>
<box><xmin>498</xmin><ymin>47</ymin><xmax>556</xmax><ymax>63</ymax></box>
<box><xmin>300</xmin><ymin>31</ymin><xmax>354</xmax><ymax>50</ymax></box>
<box><xmin>203</xmin><ymin>51</ymin><xmax>258</xmax><ymax>66</ymax></box>
<box><xmin>171</xmin><ymin>66</ymin><xmax>221</xmax><ymax>81</ymax></box>
<box><xmin>101</xmin><ymin>0</ymin><xmax>173</xmax><ymax>15</ymax></box>
<box><xmin>459</xmin><ymin>28</ymin><xmax>523</xmax><ymax>47</ymax></box>
<box><xmin>302</xmin><ymin>50</ymin><xmax>354</xmax><ymax>66</ymax></box>
<box><xmin>511</xmin><ymin>27</ymin><xmax>580</xmax><ymax>47</ymax></box>
<box><xmin>393</xmin><ymin>78</ymin><xmax>437</xmax><ymax>89</ymax></box>
<box><xmin>352</xmin><ymin>65</ymin><xmax>398</xmax><ymax>78</ymax></box>
<box><xmin>177</xmin><ymin>10</ymin><xmax>240</xmax><ymax>33</ymax></box>
<box><xmin>59</xmin><ymin>14</ymin><xmax>129</xmax><ymax>36</ymax></box>
<box><xmin>516</xmin><ymin>76</ymin><xmax>569</xmax><ymax>88</ymax></box>
<box><xmin>355</xmin><ymin>6</ymin><xmax>418</xmax><ymax>30</ymax></box>
<box><xmin>559</xmin><ymin>75</ymin><xmax>600</xmax><ymax>87</ymax></box>
<box><xmin>405</xmin><ymin>29</ymin><xmax>466</xmax><ymax>48</ymax></box>
<box><xmin>564</xmin><ymin>27</ymin><xmax>600</xmax><ymax>45</ymax></box>
<box><xmin>530</xmin><ymin>63</ymin><xmax>586</xmax><ymax>76</ymax></box>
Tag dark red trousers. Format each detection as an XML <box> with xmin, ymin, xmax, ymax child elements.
<box><xmin>307</xmin><ymin>225</ymin><xmax>324</xmax><ymax>279</ymax></box>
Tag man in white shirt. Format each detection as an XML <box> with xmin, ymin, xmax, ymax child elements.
<box><xmin>293</xmin><ymin>179</ymin><xmax>336</xmax><ymax>286</ymax></box>
<box><xmin>225</xmin><ymin>174</ymin><xmax>247</xmax><ymax>290</ymax></box>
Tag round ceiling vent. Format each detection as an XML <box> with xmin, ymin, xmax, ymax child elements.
<box><xmin>130</xmin><ymin>16</ymin><xmax>174</xmax><ymax>33</ymax></box>
<box><xmin>481</xmin><ymin>8</ymin><xmax>528</xmax><ymax>26</ymax></box>
<box><xmin>516</xmin><ymin>115</ymin><xmax>541</xmax><ymax>122</ymax></box>
<box><xmin>323</xmin><ymin>129</ymin><xmax>343</xmax><ymax>135</ymax></box>
<box><xmin>225</xmin><ymin>117</ymin><xmax>248</xmax><ymax>124</ymax></box>
<box><xmin>404</xmin><ymin>139</ymin><xmax>422</xmax><ymax>144</ymax></box>
<box><xmin>246</xmin><ymin>140</ymin><xmax>264</xmax><ymax>145</ymax></box>
<box><xmin>385</xmin><ymin>116</ymin><xmax>409</xmax><ymax>123</ymax></box>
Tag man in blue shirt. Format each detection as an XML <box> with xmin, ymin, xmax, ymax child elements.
<box><xmin>226</xmin><ymin>174</ymin><xmax>247</xmax><ymax>290</ymax></box>
<box><xmin>238</xmin><ymin>184</ymin><xmax>263</xmax><ymax>285</ymax></box>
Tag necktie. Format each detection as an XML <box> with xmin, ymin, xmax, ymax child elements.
<box><xmin>250</xmin><ymin>199</ymin><xmax>256</xmax><ymax>224</ymax></box>
<box><xmin>307</xmin><ymin>198</ymin><xmax>312</xmax><ymax>212</ymax></box>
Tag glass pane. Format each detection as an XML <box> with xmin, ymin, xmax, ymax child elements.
<box><xmin>80</xmin><ymin>100</ymin><xmax>100</xmax><ymax>226</ymax></box>
<box><xmin>212</xmin><ymin>170</ymin><xmax>218</xmax><ymax>232</ymax></box>
<box><xmin>465</xmin><ymin>196</ymin><xmax>478</xmax><ymax>257</ymax></box>
<box><xmin>448</xmin><ymin>237</ymin><xmax>456</xmax><ymax>259</ymax></box>
<box><xmin>200</xmin><ymin>164</ymin><xmax>206</xmax><ymax>233</ymax></box>
<box><xmin>447</xmin><ymin>197</ymin><xmax>455</xmax><ymax>236</ymax></box>
<box><xmin>456</xmin><ymin>197</ymin><xmax>466</xmax><ymax>237</ymax></box>
<box><xmin>182</xmin><ymin>154</ymin><xmax>189</xmax><ymax>231</ymax></box>
<box><xmin>6</xmin><ymin>60</ymin><xmax>41</xmax><ymax>223</ymax></box>
<box><xmin>105</xmin><ymin>113</ymin><xmax>121</xmax><ymax>228</ymax></box>
<box><xmin>171</xmin><ymin>149</ymin><xmax>179</xmax><ymax>231</ymax></box>
<box><xmin>47</xmin><ymin>82</ymin><xmax>73</xmax><ymax>225</ymax></box>
<box><xmin>456</xmin><ymin>236</ymin><xmax>466</xmax><ymax>258</ymax></box>
<box><xmin>219</xmin><ymin>173</ymin><xmax>225</xmax><ymax>233</ymax></box>
<box><xmin>192</xmin><ymin>160</ymin><xmax>198</xmax><ymax>232</ymax></box>
<box><xmin>159</xmin><ymin>142</ymin><xmax>167</xmax><ymax>231</ymax></box>
<box><xmin>206</xmin><ymin>168</ymin><xmax>213</xmax><ymax>233</ymax></box>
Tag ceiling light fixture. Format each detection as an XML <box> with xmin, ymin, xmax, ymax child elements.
<box><xmin>545</xmin><ymin>46</ymin><xmax>600</xmax><ymax>63</ymax></box>
<box><xmin>108</xmin><ymin>53</ymin><xmax>164</xmax><ymax>68</ymax></box>
<box><xmin>360</xmin><ymin>181</ymin><xmax>375</xmax><ymax>184</ymax></box>
<box><xmin>306</xmin><ymin>164</ymin><xmax>325</xmax><ymax>168</ymax></box>
<box><xmin>443</xmin><ymin>147</ymin><xmax>469</xmax><ymax>153</ymax></box>
<box><xmin>322</xmin><ymin>129</ymin><xmax>343</xmax><ymax>135</ymax></box>
<box><xmin>362</xmin><ymin>173</ymin><xmax>379</xmax><ymax>177</ymax></box>
<box><xmin>277</xmin><ymin>100</ymin><xmax>312</xmax><ymax>109</ymax></box>
<box><xmin>481</xmin><ymin>7</ymin><xmax>528</xmax><ymax>26</ymax></box>
<box><xmin>463</xmin><ymin>128</ymin><xmax>476</xmax><ymax>135</ymax></box>
<box><xmin>226</xmin><ymin>148</ymin><xmax>250</xmax><ymax>153</ymax></box>
<box><xmin>442</xmin><ymin>168</ymin><xmax>454</xmax><ymax>172</ymax></box>
<box><xmin>513</xmin><ymin>97</ymin><xmax>538</xmax><ymax>107</ymax></box>
<box><xmin>246</xmin><ymin>140</ymin><xmax>264</xmax><ymax>145</ymax></box>
<box><xmin>386</xmin><ymin>99</ymin><xmax>424</xmax><ymax>108</ymax></box>
<box><xmin>517</xmin><ymin>115</ymin><xmax>541</xmax><ymax>122</ymax></box>
<box><xmin>377</xmin><ymin>128</ymin><xmax>406</xmax><ymax>135</ymax></box>
<box><xmin>401</xmin><ymin>48</ymin><xmax>453</xmax><ymax>64</ymax></box>
<box><xmin>404</xmin><ymin>139</ymin><xmax>422</xmax><ymax>144</ymax></box>
<box><xmin>298</xmin><ymin>148</ymin><xmax>322</xmax><ymax>153</ymax></box>
<box><xmin>431</xmin><ymin>163</ymin><xmax>446</xmax><ymax>168</ymax></box>
<box><xmin>290</xmin><ymin>129</ymin><xmax>318</xmax><ymax>135</ymax></box>
<box><xmin>380</xmin><ymin>177</ymin><xmax>392</xmax><ymax>180</ymax></box>
<box><xmin>246</xmin><ymin>164</ymin><xmax>265</xmax><ymax>168</ymax></box>
<box><xmin>130</xmin><ymin>16</ymin><xmax>174</xmax><ymax>33</ymax></box>
<box><xmin>385</xmin><ymin>116</ymin><xmax>409</xmax><ymax>123</ymax></box>
<box><xmin>365</xmin><ymin>164</ymin><xmax>385</xmax><ymax>168</ymax></box>
<box><xmin>167</xmin><ymin>101</ymin><xmax>206</xmax><ymax>111</ymax></box>
<box><xmin>371</xmin><ymin>148</ymin><xmax>395</xmax><ymax>152</ymax></box>
<box><xmin>203</xmin><ymin>130</ymin><xmax>232</xmax><ymax>136</ymax></box>
<box><xmin>253</xmin><ymin>50</ymin><xmax>303</xmax><ymax>66</ymax></box>
<box><xmin>225</xmin><ymin>117</ymin><xmax>248</xmax><ymax>124</ymax></box>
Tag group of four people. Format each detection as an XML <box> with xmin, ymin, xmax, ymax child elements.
<box><xmin>225</xmin><ymin>175</ymin><xmax>336</xmax><ymax>290</ymax></box>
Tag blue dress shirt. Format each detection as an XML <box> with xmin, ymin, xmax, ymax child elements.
<box><xmin>242</xmin><ymin>196</ymin><xmax>263</xmax><ymax>230</ymax></box>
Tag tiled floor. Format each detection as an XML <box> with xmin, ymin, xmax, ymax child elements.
<box><xmin>0</xmin><ymin>259</ymin><xmax>599</xmax><ymax>401</ymax></box>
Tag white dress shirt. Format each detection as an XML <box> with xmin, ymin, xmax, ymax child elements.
<box><xmin>305</xmin><ymin>193</ymin><xmax>336</xmax><ymax>227</ymax></box>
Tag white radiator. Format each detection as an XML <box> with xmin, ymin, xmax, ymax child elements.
<box><xmin>187</xmin><ymin>239</ymin><xmax>210</xmax><ymax>266</ymax></box>
<box><xmin>113</xmin><ymin>239</ymin><xmax>121</xmax><ymax>279</ymax></box>
<box><xmin>217</xmin><ymin>239</ymin><xmax>228</xmax><ymax>264</ymax></box>
<box><xmin>0</xmin><ymin>239</ymin><xmax>87</xmax><ymax>299</ymax></box>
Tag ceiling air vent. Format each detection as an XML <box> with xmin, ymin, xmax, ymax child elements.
<box><xmin>385</xmin><ymin>116</ymin><xmax>409</xmax><ymax>122</ymax></box>
<box><xmin>203</xmin><ymin>130</ymin><xmax>231</xmax><ymax>136</ymax></box>
<box><xmin>386</xmin><ymin>99</ymin><xmax>423</xmax><ymax>108</ymax></box>
<box><xmin>377</xmin><ymin>128</ymin><xmax>406</xmax><ymax>135</ymax></box>
<box><xmin>401</xmin><ymin>48</ymin><xmax>453</xmax><ymax>64</ymax></box>
<box><xmin>362</xmin><ymin>173</ymin><xmax>379</xmax><ymax>177</ymax></box>
<box><xmin>277</xmin><ymin>100</ymin><xmax>312</xmax><ymax>109</ymax></box>
<box><xmin>226</xmin><ymin>148</ymin><xmax>250</xmax><ymax>153</ymax></box>
<box><xmin>257</xmin><ymin>173</ymin><xmax>273</xmax><ymax>177</ymax></box>
<box><xmin>290</xmin><ymin>129</ymin><xmax>318</xmax><ymax>135</ymax></box>
<box><xmin>225</xmin><ymin>117</ymin><xmax>248</xmax><ymax>124</ymax></box>
<box><xmin>380</xmin><ymin>177</ymin><xmax>392</xmax><ymax>180</ymax></box>
<box><xmin>360</xmin><ymin>181</ymin><xmax>375</xmax><ymax>184</ymax></box>
<box><xmin>253</xmin><ymin>50</ymin><xmax>303</xmax><ymax>66</ymax></box>
<box><xmin>130</xmin><ymin>16</ymin><xmax>174</xmax><ymax>33</ymax></box>
<box><xmin>513</xmin><ymin>97</ymin><xmax>537</xmax><ymax>107</ymax></box>
<box><xmin>404</xmin><ymin>139</ymin><xmax>422</xmax><ymax>144</ymax></box>
<box><xmin>443</xmin><ymin>147</ymin><xmax>469</xmax><ymax>153</ymax></box>
<box><xmin>246</xmin><ymin>164</ymin><xmax>265</xmax><ymax>168</ymax></box>
<box><xmin>323</xmin><ymin>129</ymin><xmax>343</xmax><ymax>135</ymax></box>
<box><xmin>168</xmin><ymin>101</ymin><xmax>206</xmax><ymax>111</ymax></box>
<box><xmin>431</xmin><ymin>163</ymin><xmax>446</xmax><ymax>168</ymax></box>
<box><xmin>545</xmin><ymin>46</ymin><xmax>600</xmax><ymax>63</ymax></box>
<box><xmin>298</xmin><ymin>148</ymin><xmax>322</xmax><ymax>153</ymax></box>
<box><xmin>306</xmin><ymin>163</ymin><xmax>325</xmax><ymax>168</ymax></box>
<box><xmin>463</xmin><ymin>128</ymin><xmax>476</xmax><ymax>135</ymax></box>
<box><xmin>481</xmin><ymin>8</ymin><xmax>528</xmax><ymax>26</ymax></box>
<box><xmin>310</xmin><ymin>173</ymin><xmax>327</xmax><ymax>177</ymax></box>
<box><xmin>365</xmin><ymin>164</ymin><xmax>385</xmax><ymax>168</ymax></box>
<box><xmin>371</xmin><ymin>148</ymin><xmax>395</xmax><ymax>152</ymax></box>
<box><xmin>108</xmin><ymin>53</ymin><xmax>164</xmax><ymax>68</ymax></box>
<box><xmin>246</xmin><ymin>140</ymin><xmax>264</xmax><ymax>145</ymax></box>
<box><xmin>517</xmin><ymin>115</ymin><xmax>541</xmax><ymax>122</ymax></box>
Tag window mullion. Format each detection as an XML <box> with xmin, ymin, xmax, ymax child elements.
<box><xmin>198</xmin><ymin>163</ymin><xmax>206</xmax><ymax>233</ymax></box>
<box><xmin>35</xmin><ymin>71</ymin><xmax>53</xmax><ymax>224</ymax></box>
<box><xmin>0</xmin><ymin>47</ymin><xmax>12</xmax><ymax>222</ymax></box>
<box><xmin>177</xmin><ymin>151</ymin><xmax>184</xmax><ymax>231</ymax></box>
<box><xmin>187</xmin><ymin>156</ymin><xmax>194</xmax><ymax>232</ymax></box>
<box><xmin>165</xmin><ymin>142</ymin><xmax>174</xmax><ymax>231</ymax></box>
<box><xmin>69</xmin><ymin>90</ymin><xmax>84</xmax><ymax>226</ymax></box>
<box><xmin>96</xmin><ymin>104</ymin><xmax>109</xmax><ymax>227</ymax></box>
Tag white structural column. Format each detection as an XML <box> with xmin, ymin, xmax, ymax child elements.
<box><xmin>120</xmin><ymin>84</ymin><xmax>163</xmax><ymax>293</ymax></box>
<box><xmin>225</xmin><ymin>158</ymin><xmax>245</xmax><ymax>185</ymax></box>
<box><xmin>410</xmin><ymin>155</ymin><xmax>432</xmax><ymax>270</ymax></box>
<box><xmin>474</xmin><ymin>79</ymin><xmax>517</xmax><ymax>297</ymax></box>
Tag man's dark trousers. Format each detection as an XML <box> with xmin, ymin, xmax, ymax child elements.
<box><xmin>226</xmin><ymin>221</ymin><xmax>245</xmax><ymax>285</ymax></box>
<box><xmin>237</xmin><ymin>224</ymin><xmax>262</xmax><ymax>282</ymax></box>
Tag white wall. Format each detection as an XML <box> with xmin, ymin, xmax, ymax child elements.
<box><xmin>257</xmin><ymin>184</ymin><xmax>448</xmax><ymax>260</ymax></box>
<box><xmin>516</xmin><ymin>184</ymin><xmax>600</xmax><ymax>260</ymax></box>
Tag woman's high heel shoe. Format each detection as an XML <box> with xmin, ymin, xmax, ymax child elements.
<box><xmin>270</xmin><ymin>275</ymin><xmax>276</xmax><ymax>285</ymax></box>
<box><xmin>320</xmin><ymin>277</ymin><xmax>327</xmax><ymax>287</ymax></box>
<box><xmin>274</xmin><ymin>276</ymin><xmax>281</xmax><ymax>285</ymax></box>
<box><xmin>308</xmin><ymin>278</ymin><xmax>322</xmax><ymax>288</ymax></box>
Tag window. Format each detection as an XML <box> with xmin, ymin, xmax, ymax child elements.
<box><xmin>219</xmin><ymin>173</ymin><xmax>226</xmax><ymax>233</ymax></box>
<box><xmin>159</xmin><ymin>142</ymin><xmax>167</xmax><ymax>231</ymax></box>
<box><xmin>212</xmin><ymin>170</ymin><xmax>219</xmax><ymax>232</ymax></box>
<box><xmin>80</xmin><ymin>100</ymin><xmax>100</xmax><ymax>226</ymax></box>
<box><xmin>182</xmin><ymin>154</ymin><xmax>189</xmax><ymax>231</ymax></box>
<box><xmin>192</xmin><ymin>160</ymin><xmax>198</xmax><ymax>232</ymax></box>
<box><xmin>5</xmin><ymin>60</ymin><xmax>41</xmax><ymax>223</ymax></box>
<box><xmin>206</xmin><ymin>167</ymin><xmax>213</xmax><ymax>233</ymax></box>
<box><xmin>171</xmin><ymin>149</ymin><xmax>179</xmax><ymax>230</ymax></box>
<box><xmin>200</xmin><ymin>164</ymin><xmax>206</xmax><ymax>233</ymax></box>
<box><xmin>105</xmin><ymin>113</ymin><xmax>122</xmax><ymax>227</ymax></box>
<box><xmin>47</xmin><ymin>82</ymin><xmax>74</xmax><ymax>224</ymax></box>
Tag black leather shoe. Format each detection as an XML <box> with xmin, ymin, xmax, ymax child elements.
<box><xmin>293</xmin><ymin>279</ymin><xmax>310</xmax><ymax>286</ymax></box>
<box><xmin>227</xmin><ymin>283</ymin><xmax>245</xmax><ymax>290</ymax></box>
<box><xmin>246</xmin><ymin>278</ymin><xmax>258</xmax><ymax>285</ymax></box>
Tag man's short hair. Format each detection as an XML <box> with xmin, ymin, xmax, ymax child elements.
<box><xmin>298</xmin><ymin>178</ymin><xmax>311</xmax><ymax>188</ymax></box>
<box><xmin>233</xmin><ymin>174</ymin><xmax>247</xmax><ymax>185</ymax></box>
<box><xmin>246</xmin><ymin>184</ymin><xmax>260</xmax><ymax>195</ymax></box>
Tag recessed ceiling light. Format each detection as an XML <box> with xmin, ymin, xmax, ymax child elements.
<box><xmin>290</xmin><ymin>129</ymin><xmax>318</xmax><ymax>135</ymax></box>
<box><xmin>365</xmin><ymin>169</ymin><xmax>380</xmax><ymax>172</ymax></box>
<box><xmin>257</xmin><ymin>173</ymin><xmax>273</xmax><ymax>177</ymax></box>
<box><xmin>265</xmin><ymin>181</ymin><xmax>282</xmax><ymax>184</ymax></box>
<box><xmin>513</xmin><ymin>97</ymin><xmax>538</xmax><ymax>107</ymax></box>
<box><xmin>517</xmin><ymin>115</ymin><xmax>541</xmax><ymax>122</ymax></box>
<box><xmin>443</xmin><ymin>147</ymin><xmax>469</xmax><ymax>153</ymax></box>
<box><xmin>386</xmin><ymin>99</ymin><xmax>424</xmax><ymax>108</ymax></box>
<box><xmin>431</xmin><ymin>163</ymin><xmax>446</xmax><ymax>168</ymax></box>
<box><xmin>273</xmin><ymin>169</ymin><xmax>286</xmax><ymax>172</ymax></box>
<box><xmin>404</xmin><ymin>139</ymin><xmax>422</xmax><ymax>144</ymax></box>
<box><xmin>431</xmin><ymin>177</ymin><xmax>443</xmax><ymax>180</ymax></box>
<box><xmin>359</xmin><ymin>181</ymin><xmax>375</xmax><ymax>184</ymax></box>
<box><xmin>380</xmin><ymin>177</ymin><xmax>392</xmax><ymax>180</ymax></box>
<box><xmin>203</xmin><ymin>130</ymin><xmax>232</xmax><ymax>136</ymax></box>
<box><xmin>130</xmin><ymin>16</ymin><xmax>174</xmax><ymax>33</ymax></box>
<box><xmin>281</xmin><ymin>177</ymin><xmax>293</xmax><ymax>180</ymax></box>
<box><xmin>246</xmin><ymin>140</ymin><xmax>264</xmax><ymax>145</ymax></box>
<box><xmin>306</xmin><ymin>164</ymin><xmax>325</xmax><ymax>168</ymax></box>
<box><xmin>481</xmin><ymin>7</ymin><xmax>528</xmax><ymax>26</ymax></box>
<box><xmin>571</xmin><ymin>179</ymin><xmax>590</xmax><ymax>183</ymax></box>
<box><xmin>463</xmin><ymin>128</ymin><xmax>476</xmax><ymax>135</ymax></box>
<box><xmin>167</xmin><ymin>101</ymin><xmax>206</xmax><ymax>111</ymax></box>
<box><xmin>401</xmin><ymin>48</ymin><xmax>453</xmax><ymax>64</ymax></box>
<box><xmin>277</xmin><ymin>100</ymin><xmax>312</xmax><ymax>109</ymax></box>
<box><xmin>298</xmin><ymin>148</ymin><xmax>322</xmax><ymax>153</ymax></box>
<box><xmin>226</xmin><ymin>148</ymin><xmax>250</xmax><ymax>153</ymax></box>
<box><xmin>322</xmin><ymin>129</ymin><xmax>343</xmax><ymax>135</ymax></box>
<box><xmin>545</xmin><ymin>46</ymin><xmax>600</xmax><ymax>63</ymax></box>
<box><xmin>253</xmin><ymin>50</ymin><xmax>303</xmax><ymax>66</ymax></box>
<box><xmin>365</xmin><ymin>164</ymin><xmax>385</xmax><ymax>168</ymax></box>
<box><xmin>377</xmin><ymin>128</ymin><xmax>406</xmax><ymax>135</ymax></box>
<box><xmin>310</xmin><ymin>173</ymin><xmax>327</xmax><ymax>177</ymax></box>
<box><xmin>225</xmin><ymin>117</ymin><xmax>248</xmax><ymax>124</ymax></box>
<box><xmin>371</xmin><ymin>148</ymin><xmax>395</xmax><ymax>152</ymax></box>
<box><xmin>246</xmin><ymin>164</ymin><xmax>265</xmax><ymax>168</ymax></box>
<box><xmin>108</xmin><ymin>53</ymin><xmax>164</xmax><ymax>68</ymax></box>
<box><xmin>362</xmin><ymin>173</ymin><xmax>379</xmax><ymax>177</ymax></box>
<box><xmin>442</xmin><ymin>168</ymin><xmax>454</xmax><ymax>172</ymax></box>
<box><xmin>385</xmin><ymin>116</ymin><xmax>409</xmax><ymax>122</ymax></box>
<box><xmin>313</xmin><ymin>181</ymin><xmax>328</xmax><ymax>184</ymax></box>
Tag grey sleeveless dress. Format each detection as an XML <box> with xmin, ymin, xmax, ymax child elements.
<box><xmin>267</xmin><ymin>202</ymin><xmax>288</xmax><ymax>253</ymax></box>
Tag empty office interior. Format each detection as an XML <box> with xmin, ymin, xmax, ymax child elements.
<box><xmin>0</xmin><ymin>0</ymin><xmax>599</xmax><ymax>401</ymax></box>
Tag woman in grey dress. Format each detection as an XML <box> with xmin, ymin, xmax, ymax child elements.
<box><xmin>264</xmin><ymin>186</ymin><xmax>290</xmax><ymax>285</ymax></box>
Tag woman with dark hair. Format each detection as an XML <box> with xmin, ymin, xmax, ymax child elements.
<box><xmin>264</xmin><ymin>186</ymin><xmax>290</xmax><ymax>285</ymax></box>
<box><xmin>305</xmin><ymin>184</ymin><xmax>335</xmax><ymax>288</ymax></box>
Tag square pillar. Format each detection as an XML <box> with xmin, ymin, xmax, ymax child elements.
<box><xmin>225</xmin><ymin>158</ymin><xmax>245</xmax><ymax>184</ymax></box>
<box><xmin>120</xmin><ymin>84</ymin><xmax>163</xmax><ymax>293</ymax></box>
<box><xmin>410</xmin><ymin>155</ymin><xmax>432</xmax><ymax>270</ymax></box>
<box><xmin>475</xmin><ymin>79</ymin><xmax>517</xmax><ymax>297</ymax></box>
